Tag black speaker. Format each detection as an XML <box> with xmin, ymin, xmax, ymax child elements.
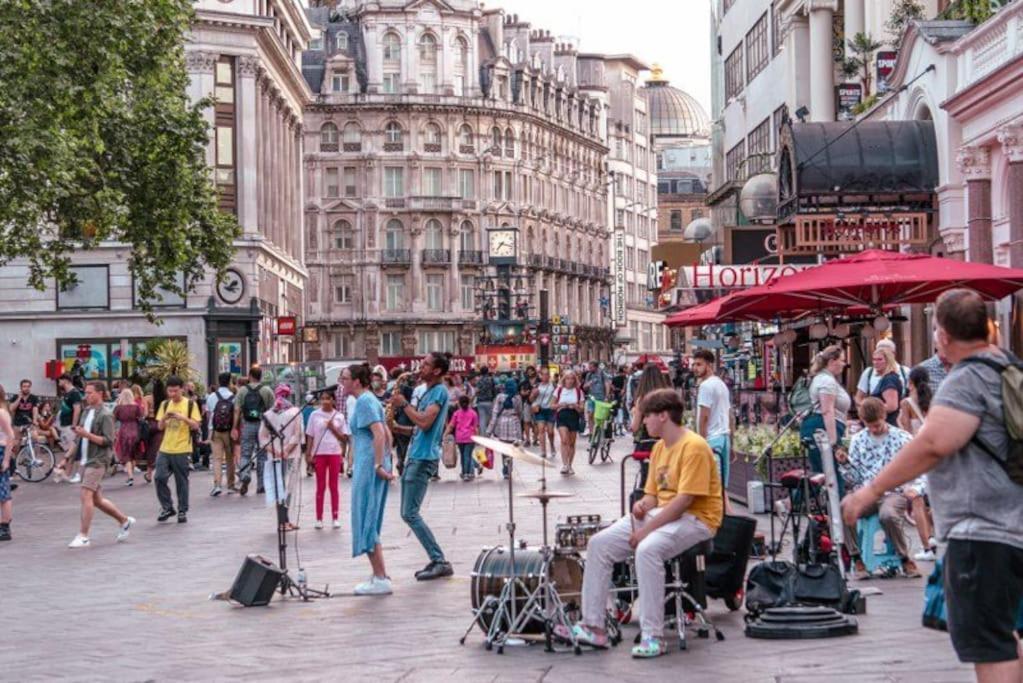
<box><xmin>229</xmin><ymin>555</ymin><xmax>282</xmax><ymax>606</ymax></box>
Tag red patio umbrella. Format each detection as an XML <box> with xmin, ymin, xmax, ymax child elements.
<box><xmin>634</xmin><ymin>354</ymin><xmax>669</xmax><ymax>372</ymax></box>
<box><xmin>664</xmin><ymin>292</ymin><xmax>746</xmax><ymax>327</ymax></box>
<box><xmin>719</xmin><ymin>249</ymin><xmax>1023</xmax><ymax>320</ymax></box>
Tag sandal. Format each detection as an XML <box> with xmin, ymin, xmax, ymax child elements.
<box><xmin>144</xmin><ymin>472</ymin><xmax>152</xmax><ymax>484</ymax></box>
<box><xmin>631</xmin><ymin>636</ymin><xmax>665</xmax><ymax>659</ymax></box>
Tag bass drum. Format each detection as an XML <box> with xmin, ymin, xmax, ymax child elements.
<box><xmin>470</xmin><ymin>546</ymin><xmax>584</xmax><ymax>634</ymax></box>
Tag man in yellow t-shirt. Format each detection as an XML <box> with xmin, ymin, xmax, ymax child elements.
<box><xmin>554</xmin><ymin>388</ymin><xmax>722</xmax><ymax>659</ymax></box>
<box><xmin>154</xmin><ymin>376</ymin><xmax>202</xmax><ymax>524</ymax></box>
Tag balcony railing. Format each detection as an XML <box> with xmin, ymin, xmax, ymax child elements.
<box><xmin>342</xmin><ymin>142</ymin><xmax>362</xmax><ymax>152</ymax></box>
<box><xmin>545</xmin><ymin>256</ymin><xmax>559</xmax><ymax>269</ymax></box>
<box><xmin>408</xmin><ymin>196</ymin><xmax>461</xmax><ymax>211</ymax></box>
<box><xmin>381</xmin><ymin>249</ymin><xmax>411</xmax><ymax>265</ymax></box>
<box><xmin>422</xmin><ymin>249</ymin><xmax>451</xmax><ymax>265</ymax></box>
<box><xmin>383</xmin><ymin>142</ymin><xmax>404</xmax><ymax>152</ymax></box>
<box><xmin>320</xmin><ymin>142</ymin><xmax>339</xmax><ymax>153</ymax></box>
<box><xmin>527</xmin><ymin>254</ymin><xmax>544</xmax><ymax>267</ymax></box>
<box><xmin>460</xmin><ymin>250</ymin><xmax>486</xmax><ymax>266</ymax></box>
<box><xmin>384</xmin><ymin>198</ymin><xmax>406</xmax><ymax>208</ymax></box>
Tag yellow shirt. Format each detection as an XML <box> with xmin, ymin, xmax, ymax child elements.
<box><xmin>156</xmin><ymin>397</ymin><xmax>201</xmax><ymax>454</ymax></box>
<box><xmin>643</xmin><ymin>430</ymin><xmax>723</xmax><ymax>533</ymax></box>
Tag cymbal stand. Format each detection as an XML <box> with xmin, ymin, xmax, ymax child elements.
<box><xmin>460</xmin><ymin>455</ymin><xmax>531</xmax><ymax>651</ymax></box>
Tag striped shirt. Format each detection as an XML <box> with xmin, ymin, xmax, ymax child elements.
<box><xmin>916</xmin><ymin>354</ymin><xmax>949</xmax><ymax>394</ymax></box>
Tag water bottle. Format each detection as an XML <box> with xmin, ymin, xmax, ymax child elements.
<box><xmin>296</xmin><ymin>567</ymin><xmax>307</xmax><ymax>589</ymax></box>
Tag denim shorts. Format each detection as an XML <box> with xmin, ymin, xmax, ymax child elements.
<box><xmin>0</xmin><ymin>447</ymin><xmax>10</xmax><ymax>503</ymax></box>
<box><xmin>534</xmin><ymin>408</ymin><xmax>554</xmax><ymax>423</ymax></box>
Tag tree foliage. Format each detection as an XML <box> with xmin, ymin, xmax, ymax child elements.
<box><xmin>0</xmin><ymin>0</ymin><xmax>239</xmax><ymax>316</ymax></box>
<box><xmin>887</xmin><ymin>0</ymin><xmax>927</xmax><ymax>45</ymax></box>
<box><xmin>844</xmin><ymin>32</ymin><xmax>884</xmax><ymax>96</ymax></box>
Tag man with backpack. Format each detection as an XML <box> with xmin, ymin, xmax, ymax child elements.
<box><xmin>843</xmin><ymin>289</ymin><xmax>1023</xmax><ymax>682</ymax></box>
<box><xmin>206</xmin><ymin>372</ymin><xmax>235</xmax><ymax>496</ymax></box>
<box><xmin>474</xmin><ymin>367</ymin><xmax>496</xmax><ymax>436</ymax></box>
<box><xmin>231</xmin><ymin>366</ymin><xmax>275</xmax><ymax>496</ymax></box>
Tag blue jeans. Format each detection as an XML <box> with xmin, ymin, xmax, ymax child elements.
<box><xmin>476</xmin><ymin>403</ymin><xmax>493</xmax><ymax>434</ymax></box>
<box><xmin>401</xmin><ymin>458</ymin><xmax>445</xmax><ymax>563</ymax></box>
<box><xmin>238</xmin><ymin>421</ymin><xmax>265</xmax><ymax>489</ymax></box>
<box><xmin>800</xmin><ymin>414</ymin><xmax>847</xmax><ymax>498</ymax></box>
<box><xmin>707</xmin><ymin>434</ymin><xmax>731</xmax><ymax>488</ymax></box>
<box><xmin>458</xmin><ymin>442</ymin><xmax>475</xmax><ymax>477</ymax></box>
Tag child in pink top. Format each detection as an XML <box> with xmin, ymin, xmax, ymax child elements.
<box><xmin>445</xmin><ymin>395</ymin><xmax>479</xmax><ymax>481</ymax></box>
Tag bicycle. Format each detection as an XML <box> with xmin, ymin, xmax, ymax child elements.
<box><xmin>587</xmin><ymin>399</ymin><xmax>617</xmax><ymax>465</ymax></box>
<box><xmin>14</xmin><ymin>425</ymin><xmax>56</xmax><ymax>482</ymax></box>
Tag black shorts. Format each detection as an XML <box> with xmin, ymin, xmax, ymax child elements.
<box><xmin>944</xmin><ymin>538</ymin><xmax>1023</xmax><ymax>663</ymax></box>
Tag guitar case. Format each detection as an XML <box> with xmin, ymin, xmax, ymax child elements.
<box><xmin>704</xmin><ymin>514</ymin><xmax>757</xmax><ymax>610</ymax></box>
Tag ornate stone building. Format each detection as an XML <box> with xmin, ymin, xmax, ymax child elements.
<box><xmin>301</xmin><ymin>1</ymin><xmax>614</xmax><ymax>361</ymax></box>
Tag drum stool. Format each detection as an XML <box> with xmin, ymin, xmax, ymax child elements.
<box><xmin>613</xmin><ymin>539</ymin><xmax>725</xmax><ymax>651</ymax></box>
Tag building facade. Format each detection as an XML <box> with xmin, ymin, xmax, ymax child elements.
<box><xmin>874</xmin><ymin>5</ymin><xmax>1023</xmax><ymax>353</ymax></box>
<box><xmin>0</xmin><ymin>0</ymin><xmax>312</xmax><ymax>387</ymax></box>
<box><xmin>301</xmin><ymin>1</ymin><xmax>620</xmax><ymax>363</ymax></box>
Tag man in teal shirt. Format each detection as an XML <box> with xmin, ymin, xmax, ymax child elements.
<box><xmin>389</xmin><ymin>352</ymin><xmax>452</xmax><ymax>580</ymax></box>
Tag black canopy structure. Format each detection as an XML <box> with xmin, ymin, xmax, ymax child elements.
<box><xmin>777</xmin><ymin>120</ymin><xmax>939</xmax><ymax>222</ymax></box>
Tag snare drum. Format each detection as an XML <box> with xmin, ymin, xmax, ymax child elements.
<box><xmin>470</xmin><ymin>546</ymin><xmax>584</xmax><ymax>634</ymax></box>
<box><xmin>555</xmin><ymin>514</ymin><xmax>609</xmax><ymax>552</ymax></box>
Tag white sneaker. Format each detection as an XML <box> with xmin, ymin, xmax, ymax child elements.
<box><xmin>914</xmin><ymin>548</ymin><xmax>936</xmax><ymax>562</ymax></box>
<box><xmin>68</xmin><ymin>534</ymin><xmax>90</xmax><ymax>548</ymax></box>
<box><xmin>313</xmin><ymin>520</ymin><xmax>323</xmax><ymax>530</ymax></box>
<box><xmin>354</xmin><ymin>576</ymin><xmax>393</xmax><ymax>596</ymax></box>
<box><xmin>69</xmin><ymin>473</ymin><xmax>82</xmax><ymax>484</ymax></box>
<box><xmin>116</xmin><ymin>517</ymin><xmax>135</xmax><ymax>542</ymax></box>
<box><xmin>332</xmin><ymin>519</ymin><xmax>341</xmax><ymax>530</ymax></box>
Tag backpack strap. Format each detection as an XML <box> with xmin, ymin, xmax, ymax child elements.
<box><xmin>959</xmin><ymin>353</ymin><xmax>1021</xmax><ymax>481</ymax></box>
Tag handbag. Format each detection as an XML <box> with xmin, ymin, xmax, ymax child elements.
<box><xmin>745</xmin><ymin>560</ymin><xmax>797</xmax><ymax>616</ymax></box>
<box><xmin>441</xmin><ymin>435</ymin><xmax>458</xmax><ymax>469</ymax></box>
<box><xmin>794</xmin><ymin>562</ymin><xmax>845</xmax><ymax>606</ymax></box>
<box><xmin>922</xmin><ymin>558</ymin><xmax>948</xmax><ymax>631</ymax></box>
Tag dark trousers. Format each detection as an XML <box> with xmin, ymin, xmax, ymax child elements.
<box><xmin>155</xmin><ymin>452</ymin><xmax>190</xmax><ymax>513</ymax></box>
<box><xmin>394</xmin><ymin>433</ymin><xmax>411</xmax><ymax>474</ymax></box>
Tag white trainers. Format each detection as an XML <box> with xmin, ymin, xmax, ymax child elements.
<box><xmin>914</xmin><ymin>548</ymin><xmax>936</xmax><ymax>562</ymax></box>
<box><xmin>354</xmin><ymin>576</ymin><xmax>393</xmax><ymax>596</ymax></box>
<box><xmin>68</xmin><ymin>534</ymin><xmax>90</xmax><ymax>548</ymax></box>
<box><xmin>313</xmin><ymin>520</ymin><xmax>323</xmax><ymax>530</ymax></box>
<box><xmin>69</xmin><ymin>473</ymin><xmax>82</xmax><ymax>484</ymax></box>
<box><xmin>116</xmin><ymin>517</ymin><xmax>135</xmax><ymax>542</ymax></box>
<box><xmin>332</xmin><ymin>519</ymin><xmax>341</xmax><ymax>530</ymax></box>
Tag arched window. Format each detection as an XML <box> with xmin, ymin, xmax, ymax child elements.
<box><xmin>504</xmin><ymin>128</ymin><xmax>515</xmax><ymax>158</ymax></box>
<box><xmin>320</xmin><ymin>122</ymin><xmax>338</xmax><ymax>149</ymax></box>
<box><xmin>459</xmin><ymin>220</ymin><xmax>475</xmax><ymax>251</ymax></box>
<box><xmin>418</xmin><ymin>33</ymin><xmax>437</xmax><ymax>62</ymax></box>
<box><xmin>333</xmin><ymin>219</ymin><xmax>354</xmax><ymax>250</ymax></box>
<box><xmin>382</xmin><ymin>32</ymin><xmax>401</xmax><ymax>63</ymax></box>
<box><xmin>491</xmin><ymin>127</ymin><xmax>502</xmax><ymax>154</ymax></box>
<box><xmin>385</xmin><ymin>218</ymin><xmax>404</xmax><ymax>250</ymax></box>
<box><xmin>423</xmin><ymin>122</ymin><xmax>442</xmax><ymax>152</ymax></box>
<box><xmin>458</xmin><ymin>124</ymin><xmax>474</xmax><ymax>151</ymax></box>
<box><xmin>384</xmin><ymin>121</ymin><xmax>403</xmax><ymax>145</ymax></box>
<box><xmin>335</xmin><ymin>32</ymin><xmax>349</xmax><ymax>52</ymax></box>
<box><xmin>342</xmin><ymin>122</ymin><xmax>361</xmax><ymax>150</ymax></box>
<box><xmin>425</xmin><ymin>219</ymin><xmax>444</xmax><ymax>250</ymax></box>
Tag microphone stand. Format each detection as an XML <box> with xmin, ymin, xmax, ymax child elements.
<box><xmin>753</xmin><ymin>403</ymin><xmax>817</xmax><ymax>562</ymax></box>
<box><xmin>255</xmin><ymin>396</ymin><xmax>329</xmax><ymax>601</ymax></box>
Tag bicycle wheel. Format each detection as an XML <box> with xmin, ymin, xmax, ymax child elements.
<box><xmin>588</xmin><ymin>435</ymin><xmax>599</xmax><ymax>465</ymax></box>
<box><xmin>16</xmin><ymin>443</ymin><xmax>55</xmax><ymax>482</ymax></box>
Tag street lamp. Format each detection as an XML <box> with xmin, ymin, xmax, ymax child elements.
<box><xmin>739</xmin><ymin>171</ymin><xmax>779</xmax><ymax>224</ymax></box>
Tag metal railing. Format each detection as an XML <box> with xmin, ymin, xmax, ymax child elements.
<box><xmin>422</xmin><ymin>249</ymin><xmax>451</xmax><ymax>265</ymax></box>
<box><xmin>381</xmin><ymin>249</ymin><xmax>411</xmax><ymax>265</ymax></box>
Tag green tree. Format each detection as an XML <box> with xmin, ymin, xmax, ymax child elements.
<box><xmin>844</xmin><ymin>32</ymin><xmax>885</xmax><ymax>96</ymax></box>
<box><xmin>887</xmin><ymin>0</ymin><xmax>926</xmax><ymax>46</ymax></box>
<box><xmin>0</xmin><ymin>0</ymin><xmax>239</xmax><ymax>317</ymax></box>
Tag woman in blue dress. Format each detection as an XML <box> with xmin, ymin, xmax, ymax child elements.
<box><xmin>342</xmin><ymin>363</ymin><xmax>397</xmax><ymax>596</ymax></box>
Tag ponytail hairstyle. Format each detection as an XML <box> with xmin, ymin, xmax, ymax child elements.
<box><xmin>810</xmin><ymin>345</ymin><xmax>844</xmax><ymax>376</ymax></box>
<box><xmin>909</xmin><ymin>366</ymin><xmax>932</xmax><ymax>415</ymax></box>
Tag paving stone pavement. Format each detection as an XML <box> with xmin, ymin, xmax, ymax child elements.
<box><xmin>2</xmin><ymin>436</ymin><xmax>972</xmax><ymax>682</ymax></box>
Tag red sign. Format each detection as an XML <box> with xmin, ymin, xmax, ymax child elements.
<box><xmin>276</xmin><ymin>316</ymin><xmax>297</xmax><ymax>336</ymax></box>
<box><xmin>378</xmin><ymin>355</ymin><xmax>475</xmax><ymax>374</ymax></box>
<box><xmin>476</xmin><ymin>345</ymin><xmax>536</xmax><ymax>372</ymax></box>
<box><xmin>44</xmin><ymin>360</ymin><xmax>64</xmax><ymax>380</ymax></box>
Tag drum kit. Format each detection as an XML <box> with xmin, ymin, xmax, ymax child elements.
<box><xmin>460</xmin><ymin>436</ymin><xmax>593</xmax><ymax>655</ymax></box>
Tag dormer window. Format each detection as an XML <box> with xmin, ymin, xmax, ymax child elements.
<box><xmin>331</xmin><ymin>72</ymin><xmax>350</xmax><ymax>93</ymax></box>
<box><xmin>335</xmin><ymin>32</ymin><xmax>348</xmax><ymax>52</ymax></box>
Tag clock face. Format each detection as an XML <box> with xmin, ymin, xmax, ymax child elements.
<box><xmin>216</xmin><ymin>268</ymin><xmax>245</xmax><ymax>305</ymax></box>
<box><xmin>488</xmin><ymin>230</ymin><xmax>516</xmax><ymax>258</ymax></box>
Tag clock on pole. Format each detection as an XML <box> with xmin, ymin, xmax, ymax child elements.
<box><xmin>486</xmin><ymin>226</ymin><xmax>518</xmax><ymax>266</ymax></box>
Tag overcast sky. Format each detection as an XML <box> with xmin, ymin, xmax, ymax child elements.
<box><xmin>493</xmin><ymin>0</ymin><xmax>712</xmax><ymax>113</ymax></box>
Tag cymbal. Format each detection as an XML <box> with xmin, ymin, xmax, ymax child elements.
<box><xmin>518</xmin><ymin>490</ymin><xmax>576</xmax><ymax>500</ymax></box>
<box><xmin>471</xmin><ymin>435</ymin><xmax>547</xmax><ymax>467</ymax></box>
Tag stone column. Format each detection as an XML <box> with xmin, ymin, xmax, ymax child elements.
<box><xmin>260</xmin><ymin>82</ymin><xmax>271</xmax><ymax>241</ymax></box>
<box><xmin>998</xmin><ymin>124</ymin><xmax>1023</xmax><ymax>354</ymax></box>
<box><xmin>237</xmin><ymin>57</ymin><xmax>260</xmax><ymax>234</ymax></box>
<box><xmin>808</xmin><ymin>0</ymin><xmax>838</xmax><ymax>122</ymax></box>
<box><xmin>449</xmin><ymin>220</ymin><xmax>461</xmax><ymax>310</ymax></box>
<box><xmin>410</xmin><ymin>222</ymin><xmax>423</xmax><ymax>306</ymax></box>
<box><xmin>844</xmin><ymin>0</ymin><xmax>864</xmax><ymax>41</ymax></box>
<box><xmin>254</xmin><ymin>76</ymin><xmax>265</xmax><ymax>236</ymax></box>
<box><xmin>185</xmin><ymin>51</ymin><xmax>217</xmax><ymax>168</ymax></box>
<box><xmin>957</xmin><ymin>145</ymin><xmax>993</xmax><ymax>264</ymax></box>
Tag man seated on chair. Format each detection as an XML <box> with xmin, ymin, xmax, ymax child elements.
<box><xmin>837</xmin><ymin>397</ymin><xmax>919</xmax><ymax>580</ymax></box>
<box><xmin>555</xmin><ymin>388</ymin><xmax>722</xmax><ymax>659</ymax></box>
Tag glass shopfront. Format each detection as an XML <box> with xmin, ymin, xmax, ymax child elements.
<box><xmin>56</xmin><ymin>337</ymin><xmax>187</xmax><ymax>383</ymax></box>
